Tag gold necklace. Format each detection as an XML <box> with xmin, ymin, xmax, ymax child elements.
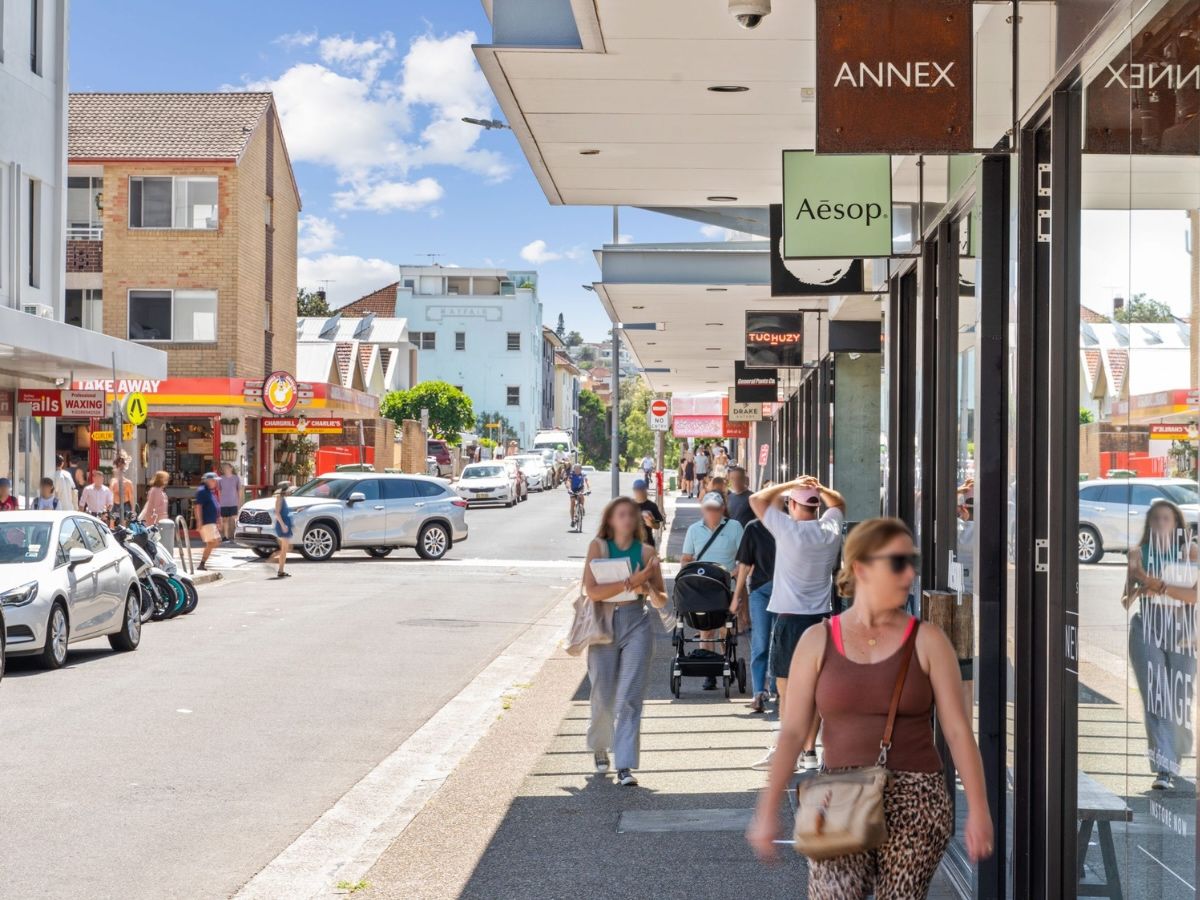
<box><xmin>852</xmin><ymin>612</ymin><xmax>900</xmax><ymax>647</ymax></box>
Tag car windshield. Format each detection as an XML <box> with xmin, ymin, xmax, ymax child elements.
<box><xmin>516</xmin><ymin>458</ymin><xmax>542</xmax><ymax>469</ymax></box>
<box><xmin>0</xmin><ymin>522</ymin><xmax>53</xmax><ymax>563</ymax></box>
<box><xmin>1159</xmin><ymin>483</ymin><xmax>1200</xmax><ymax>505</ymax></box>
<box><xmin>290</xmin><ymin>478</ymin><xmax>358</xmax><ymax>499</ymax></box>
<box><xmin>463</xmin><ymin>466</ymin><xmax>504</xmax><ymax>479</ymax></box>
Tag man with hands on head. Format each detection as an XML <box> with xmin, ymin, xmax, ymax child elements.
<box><xmin>747</xmin><ymin>475</ymin><xmax>846</xmax><ymax>771</ymax></box>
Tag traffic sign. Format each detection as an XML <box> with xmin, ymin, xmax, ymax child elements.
<box><xmin>650</xmin><ymin>398</ymin><xmax>669</xmax><ymax>418</ymax></box>
<box><xmin>123</xmin><ymin>392</ymin><xmax>149</xmax><ymax>426</ymax></box>
<box><xmin>758</xmin><ymin>443</ymin><xmax>770</xmax><ymax>467</ymax></box>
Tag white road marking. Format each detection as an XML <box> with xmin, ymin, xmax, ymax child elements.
<box><xmin>231</xmin><ymin>584</ymin><xmax>578</xmax><ymax>900</ymax></box>
<box><xmin>176</xmin><ymin>709</ymin><xmax>192</xmax><ymax>714</ymax></box>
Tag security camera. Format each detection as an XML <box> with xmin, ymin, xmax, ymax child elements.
<box><xmin>729</xmin><ymin>0</ymin><xmax>770</xmax><ymax>29</ymax></box>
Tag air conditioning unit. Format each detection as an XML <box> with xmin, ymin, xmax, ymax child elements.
<box><xmin>22</xmin><ymin>303</ymin><xmax>54</xmax><ymax>319</ymax></box>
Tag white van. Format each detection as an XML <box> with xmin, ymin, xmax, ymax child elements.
<box><xmin>533</xmin><ymin>429</ymin><xmax>575</xmax><ymax>458</ymax></box>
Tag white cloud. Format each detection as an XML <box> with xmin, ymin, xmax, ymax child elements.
<box><xmin>333</xmin><ymin>177</ymin><xmax>444</xmax><ymax>213</ymax></box>
<box><xmin>299</xmin><ymin>253</ymin><xmax>400</xmax><ymax>309</ymax></box>
<box><xmin>520</xmin><ymin>240</ymin><xmax>583</xmax><ymax>265</ymax></box>
<box><xmin>275</xmin><ymin>30</ymin><xmax>317</xmax><ymax>49</ymax></box>
<box><xmin>617</xmin><ymin>233</ymin><xmax>635</xmax><ymax>244</ymax></box>
<box><xmin>700</xmin><ymin>224</ymin><xmax>755</xmax><ymax>241</ymax></box>
<box><xmin>297</xmin><ymin>214</ymin><xmax>340</xmax><ymax>254</ymax></box>
<box><xmin>239</xmin><ymin>29</ymin><xmax>510</xmax><ymax>217</ymax></box>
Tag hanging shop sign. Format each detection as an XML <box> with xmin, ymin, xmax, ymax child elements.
<box><xmin>734</xmin><ymin>361</ymin><xmax>779</xmax><ymax>403</ymax></box>
<box><xmin>745</xmin><ymin>311</ymin><xmax>805</xmax><ymax>369</ymax></box>
<box><xmin>758</xmin><ymin>443</ymin><xmax>770</xmax><ymax>467</ymax></box>
<box><xmin>672</xmin><ymin>415</ymin><xmax>726</xmax><ymax>439</ymax></box>
<box><xmin>16</xmin><ymin>388</ymin><xmax>105</xmax><ymax>417</ymax></box>
<box><xmin>1084</xmin><ymin>4</ymin><xmax>1200</xmax><ymax>154</ymax></box>
<box><xmin>782</xmin><ymin>152</ymin><xmax>893</xmax><ymax>259</ymax></box>
<box><xmin>728</xmin><ymin>402</ymin><xmax>763</xmax><ymax>422</ymax></box>
<box><xmin>769</xmin><ymin>205</ymin><xmax>864</xmax><ymax>296</ymax></box>
<box><xmin>723</xmin><ymin>420</ymin><xmax>750</xmax><ymax>439</ymax></box>
<box><xmin>815</xmin><ymin>0</ymin><xmax>973</xmax><ymax>153</ymax></box>
<box><xmin>90</xmin><ymin>425</ymin><xmax>135</xmax><ymax>442</ymax></box>
<box><xmin>262</xmin><ymin>371</ymin><xmax>299</xmax><ymax>415</ymax></box>
<box><xmin>1149</xmin><ymin>423</ymin><xmax>1198</xmax><ymax>440</ymax></box>
<box><xmin>262</xmin><ymin>416</ymin><xmax>344</xmax><ymax>435</ymax></box>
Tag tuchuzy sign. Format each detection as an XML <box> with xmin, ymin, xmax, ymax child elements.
<box><xmin>782</xmin><ymin>152</ymin><xmax>892</xmax><ymax>258</ymax></box>
<box><xmin>816</xmin><ymin>0</ymin><xmax>973</xmax><ymax>154</ymax></box>
<box><xmin>746</xmin><ymin>311</ymin><xmax>805</xmax><ymax>368</ymax></box>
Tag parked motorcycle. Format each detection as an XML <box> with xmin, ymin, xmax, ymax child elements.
<box><xmin>112</xmin><ymin>524</ymin><xmax>168</xmax><ymax>622</ymax></box>
<box><xmin>142</xmin><ymin>523</ymin><xmax>198</xmax><ymax>615</ymax></box>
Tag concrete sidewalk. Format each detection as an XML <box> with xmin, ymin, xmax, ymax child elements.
<box><xmin>356</xmin><ymin>488</ymin><xmax>957</xmax><ymax>899</ymax></box>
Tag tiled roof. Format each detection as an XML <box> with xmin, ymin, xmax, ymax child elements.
<box><xmin>359</xmin><ymin>344</ymin><xmax>375</xmax><ymax>376</ymax></box>
<box><xmin>334</xmin><ymin>342</ymin><xmax>355</xmax><ymax>386</ymax></box>
<box><xmin>340</xmin><ymin>283</ymin><xmax>399</xmax><ymax>318</ymax></box>
<box><xmin>1106</xmin><ymin>348</ymin><xmax>1129</xmax><ymax>396</ymax></box>
<box><xmin>69</xmin><ymin>92</ymin><xmax>273</xmax><ymax>160</ymax></box>
<box><xmin>1082</xmin><ymin>349</ymin><xmax>1102</xmax><ymax>392</ymax></box>
<box><xmin>380</xmin><ymin>348</ymin><xmax>394</xmax><ymax>375</ymax></box>
<box><xmin>1080</xmin><ymin>305</ymin><xmax>1111</xmax><ymax>324</ymax></box>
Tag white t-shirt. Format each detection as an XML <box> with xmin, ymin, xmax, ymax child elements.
<box><xmin>54</xmin><ymin>469</ymin><xmax>78</xmax><ymax>511</ymax></box>
<box><xmin>762</xmin><ymin>505</ymin><xmax>844</xmax><ymax>615</ymax></box>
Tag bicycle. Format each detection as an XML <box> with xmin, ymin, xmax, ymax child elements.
<box><xmin>569</xmin><ymin>491</ymin><xmax>589</xmax><ymax>533</ymax></box>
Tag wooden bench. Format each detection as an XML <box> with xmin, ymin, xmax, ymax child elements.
<box><xmin>1077</xmin><ymin>771</ymin><xmax>1132</xmax><ymax>899</ymax></box>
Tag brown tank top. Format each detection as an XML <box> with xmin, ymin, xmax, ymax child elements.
<box><xmin>814</xmin><ymin>617</ymin><xmax>942</xmax><ymax>773</ymax></box>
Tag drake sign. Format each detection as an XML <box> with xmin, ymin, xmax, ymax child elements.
<box><xmin>782</xmin><ymin>152</ymin><xmax>892</xmax><ymax>258</ymax></box>
<box><xmin>816</xmin><ymin>0</ymin><xmax>973</xmax><ymax>153</ymax></box>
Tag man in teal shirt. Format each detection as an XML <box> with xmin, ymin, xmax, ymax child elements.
<box><xmin>681</xmin><ymin>490</ymin><xmax>744</xmax><ymax>689</ymax></box>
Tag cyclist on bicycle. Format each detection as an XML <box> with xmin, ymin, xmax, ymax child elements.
<box><xmin>568</xmin><ymin>463</ymin><xmax>590</xmax><ymax>522</ymax></box>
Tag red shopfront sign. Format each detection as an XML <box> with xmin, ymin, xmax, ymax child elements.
<box><xmin>672</xmin><ymin>416</ymin><xmax>750</xmax><ymax>440</ymax></box>
<box><xmin>17</xmin><ymin>388</ymin><xmax>106</xmax><ymax>417</ymax></box>
<box><xmin>261</xmin><ymin>417</ymin><xmax>344</xmax><ymax>435</ymax></box>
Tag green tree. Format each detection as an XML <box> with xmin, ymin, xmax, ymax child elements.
<box><xmin>565</xmin><ymin>330</ymin><xmax>584</xmax><ymax>348</ymax></box>
<box><xmin>298</xmin><ymin>287</ymin><xmax>331</xmax><ymax>317</ymax></box>
<box><xmin>577</xmin><ymin>345</ymin><xmax>596</xmax><ymax>362</ymax></box>
<box><xmin>1079</xmin><ymin>407</ymin><xmax>1095</xmax><ymax>424</ymax></box>
<box><xmin>555</xmin><ymin>314</ymin><xmax>566</xmax><ymax>341</ymax></box>
<box><xmin>380</xmin><ymin>382</ymin><xmax>474</xmax><ymax>445</ymax></box>
<box><xmin>577</xmin><ymin>389</ymin><xmax>610</xmax><ymax>467</ymax></box>
<box><xmin>475</xmin><ymin>411</ymin><xmax>517</xmax><ymax>445</ymax></box>
<box><xmin>1114</xmin><ymin>292</ymin><xmax>1173</xmax><ymax>323</ymax></box>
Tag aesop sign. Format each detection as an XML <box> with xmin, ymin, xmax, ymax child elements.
<box><xmin>782</xmin><ymin>151</ymin><xmax>892</xmax><ymax>258</ymax></box>
<box><xmin>816</xmin><ymin>0</ymin><xmax>973</xmax><ymax>153</ymax></box>
<box><xmin>769</xmin><ymin>205</ymin><xmax>864</xmax><ymax>296</ymax></box>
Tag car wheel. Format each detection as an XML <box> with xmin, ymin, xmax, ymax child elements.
<box><xmin>300</xmin><ymin>524</ymin><xmax>338</xmax><ymax>561</ymax></box>
<box><xmin>417</xmin><ymin>522</ymin><xmax>450</xmax><ymax>560</ymax></box>
<box><xmin>251</xmin><ymin>546</ymin><xmax>274</xmax><ymax>559</ymax></box>
<box><xmin>40</xmin><ymin>602</ymin><xmax>69</xmax><ymax>669</ymax></box>
<box><xmin>365</xmin><ymin>547</ymin><xmax>393</xmax><ymax>558</ymax></box>
<box><xmin>108</xmin><ymin>588</ymin><xmax>142</xmax><ymax>652</ymax></box>
<box><xmin>1078</xmin><ymin>526</ymin><xmax>1103</xmax><ymax>565</ymax></box>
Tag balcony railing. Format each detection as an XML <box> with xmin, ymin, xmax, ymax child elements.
<box><xmin>67</xmin><ymin>223</ymin><xmax>103</xmax><ymax>241</ymax></box>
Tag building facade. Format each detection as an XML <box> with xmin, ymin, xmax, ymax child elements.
<box><xmin>553</xmin><ymin>351</ymin><xmax>581</xmax><ymax>433</ymax></box>
<box><xmin>540</xmin><ymin>326</ymin><xmax>563</xmax><ymax>430</ymax></box>
<box><xmin>340</xmin><ymin>266</ymin><xmax>545</xmax><ymax>448</ymax></box>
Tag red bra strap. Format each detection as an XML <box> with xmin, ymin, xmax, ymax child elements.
<box><xmin>831</xmin><ymin>614</ymin><xmax>845</xmax><ymax>655</ymax></box>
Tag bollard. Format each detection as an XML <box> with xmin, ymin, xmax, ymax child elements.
<box><xmin>921</xmin><ymin>589</ymin><xmax>974</xmax><ymax>710</ymax></box>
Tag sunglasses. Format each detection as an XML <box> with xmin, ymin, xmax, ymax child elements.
<box><xmin>865</xmin><ymin>553</ymin><xmax>920</xmax><ymax>574</ymax></box>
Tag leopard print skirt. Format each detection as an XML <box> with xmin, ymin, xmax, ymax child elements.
<box><xmin>807</xmin><ymin>770</ymin><xmax>953</xmax><ymax>900</ymax></box>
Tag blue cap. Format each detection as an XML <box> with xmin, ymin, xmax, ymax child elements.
<box><xmin>632</xmin><ymin>479</ymin><xmax>648</xmax><ymax>491</ymax></box>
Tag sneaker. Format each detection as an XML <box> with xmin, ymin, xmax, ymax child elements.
<box><xmin>617</xmin><ymin>768</ymin><xmax>638</xmax><ymax>786</ymax></box>
<box><xmin>594</xmin><ymin>751</ymin><xmax>610</xmax><ymax>774</ymax></box>
<box><xmin>750</xmin><ymin>747</ymin><xmax>776</xmax><ymax>771</ymax></box>
<box><xmin>801</xmin><ymin>750</ymin><xmax>820</xmax><ymax>770</ymax></box>
<box><xmin>1152</xmin><ymin>772</ymin><xmax>1173</xmax><ymax>790</ymax></box>
<box><xmin>703</xmin><ymin>676</ymin><xmax>718</xmax><ymax>690</ymax></box>
<box><xmin>749</xmin><ymin>692</ymin><xmax>768</xmax><ymax>714</ymax></box>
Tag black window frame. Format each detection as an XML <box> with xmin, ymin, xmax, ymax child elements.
<box><xmin>506</xmin><ymin>331</ymin><xmax>521</xmax><ymax>351</ymax></box>
<box><xmin>506</xmin><ymin>386</ymin><xmax>520</xmax><ymax>406</ymax></box>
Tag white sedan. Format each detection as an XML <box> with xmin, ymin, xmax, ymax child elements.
<box><xmin>456</xmin><ymin>462</ymin><xmax>517</xmax><ymax>507</ymax></box>
<box><xmin>0</xmin><ymin>513</ymin><xmax>142</xmax><ymax>669</ymax></box>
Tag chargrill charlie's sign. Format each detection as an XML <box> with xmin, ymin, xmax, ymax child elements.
<box><xmin>816</xmin><ymin>0</ymin><xmax>973</xmax><ymax>153</ymax></box>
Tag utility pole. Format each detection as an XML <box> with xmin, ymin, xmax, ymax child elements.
<box><xmin>611</xmin><ymin>325</ymin><xmax>620</xmax><ymax>496</ymax></box>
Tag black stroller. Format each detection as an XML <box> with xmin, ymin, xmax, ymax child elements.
<box><xmin>669</xmin><ymin>560</ymin><xmax>748</xmax><ymax>698</ymax></box>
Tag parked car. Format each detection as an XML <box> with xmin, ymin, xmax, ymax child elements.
<box><xmin>235</xmin><ymin>473</ymin><xmax>467</xmax><ymax>562</ymax></box>
<box><xmin>1</xmin><ymin>513</ymin><xmax>141</xmax><ymax>669</ymax></box>
<box><xmin>514</xmin><ymin>454</ymin><xmax>548</xmax><ymax>491</ymax></box>
<box><xmin>457</xmin><ymin>462</ymin><xmax>517</xmax><ymax>507</ymax></box>
<box><xmin>582</xmin><ymin>465</ymin><xmax>597</xmax><ymax>477</ymax></box>
<box><xmin>1078</xmin><ymin>477</ymin><xmax>1200</xmax><ymax>563</ymax></box>
<box><xmin>502</xmin><ymin>457</ymin><xmax>529</xmax><ymax>502</ymax></box>
<box><xmin>427</xmin><ymin>439</ymin><xmax>454</xmax><ymax>478</ymax></box>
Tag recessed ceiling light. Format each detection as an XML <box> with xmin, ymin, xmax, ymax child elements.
<box><xmin>579</xmin><ymin>149</ymin><xmax>601</xmax><ymax>155</ymax></box>
<box><xmin>707</xmin><ymin>195</ymin><xmax>738</xmax><ymax>202</ymax></box>
<box><xmin>706</xmin><ymin>287</ymin><xmax>729</xmax><ymax>292</ymax></box>
<box><xmin>632</xmin><ymin>305</ymin><xmax>644</xmax><ymax>309</ymax></box>
<box><xmin>646</xmin><ymin>341</ymin><xmax>656</xmax><ymax>346</ymax></box>
<box><xmin>706</xmin><ymin>365</ymin><xmax>720</xmax><ymax>369</ymax></box>
<box><xmin>705</xmin><ymin>322</ymin><xmax>724</xmax><ymax>326</ymax></box>
<box><xmin>705</xmin><ymin>347</ymin><xmax>721</xmax><ymax>351</ymax></box>
<box><xmin>707</xmin><ymin>85</ymin><xmax>749</xmax><ymax>93</ymax></box>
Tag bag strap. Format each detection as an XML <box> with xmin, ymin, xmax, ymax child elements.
<box><xmin>877</xmin><ymin>619</ymin><xmax>920</xmax><ymax>767</ymax></box>
<box><xmin>696</xmin><ymin>518</ymin><xmax>729</xmax><ymax>560</ymax></box>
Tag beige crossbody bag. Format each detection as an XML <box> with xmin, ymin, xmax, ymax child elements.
<box><xmin>792</xmin><ymin>621</ymin><xmax>919</xmax><ymax>861</ymax></box>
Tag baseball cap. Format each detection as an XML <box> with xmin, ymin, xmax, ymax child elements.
<box><xmin>632</xmin><ymin>479</ymin><xmax>648</xmax><ymax>491</ymax></box>
<box><xmin>202</xmin><ymin>471</ymin><xmax>218</xmax><ymax>480</ymax></box>
<box><xmin>785</xmin><ymin>486</ymin><xmax>821</xmax><ymax>507</ymax></box>
<box><xmin>700</xmin><ymin>491</ymin><xmax>726</xmax><ymax>509</ymax></box>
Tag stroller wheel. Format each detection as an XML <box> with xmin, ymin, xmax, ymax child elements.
<box><xmin>736</xmin><ymin>657</ymin><xmax>748</xmax><ymax>694</ymax></box>
<box><xmin>671</xmin><ymin>673</ymin><xmax>681</xmax><ymax>699</ymax></box>
<box><xmin>723</xmin><ymin>676</ymin><xmax>731</xmax><ymax>699</ymax></box>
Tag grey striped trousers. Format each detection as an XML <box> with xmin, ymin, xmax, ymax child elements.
<box><xmin>587</xmin><ymin>602</ymin><xmax>655</xmax><ymax>770</ymax></box>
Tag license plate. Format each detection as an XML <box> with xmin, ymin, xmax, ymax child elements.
<box><xmin>474</xmin><ymin>492</ymin><xmax>489</xmax><ymax>498</ymax></box>
<box><xmin>244</xmin><ymin>525</ymin><xmax>260</xmax><ymax>533</ymax></box>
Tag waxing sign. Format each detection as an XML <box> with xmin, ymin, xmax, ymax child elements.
<box><xmin>816</xmin><ymin>0</ymin><xmax>973</xmax><ymax>153</ymax></box>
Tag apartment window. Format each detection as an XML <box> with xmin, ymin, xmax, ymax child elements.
<box><xmin>128</xmin><ymin>289</ymin><xmax>217</xmax><ymax>342</ymax></box>
<box><xmin>29</xmin><ymin>0</ymin><xmax>41</xmax><ymax>74</ymax></box>
<box><xmin>506</xmin><ymin>386</ymin><xmax>520</xmax><ymax>406</ymax></box>
<box><xmin>263</xmin><ymin>197</ymin><xmax>273</xmax><ymax>227</ymax></box>
<box><xmin>410</xmin><ymin>332</ymin><xmax>435</xmax><ymax>350</ymax></box>
<box><xmin>455</xmin><ymin>332</ymin><xmax>466</xmax><ymax>351</ymax></box>
<box><xmin>65</xmin><ymin>289</ymin><xmax>103</xmax><ymax>331</ymax></box>
<box><xmin>506</xmin><ymin>332</ymin><xmax>521</xmax><ymax>351</ymax></box>
<box><xmin>26</xmin><ymin>178</ymin><xmax>40</xmax><ymax>288</ymax></box>
<box><xmin>67</xmin><ymin>176</ymin><xmax>104</xmax><ymax>239</ymax></box>
<box><xmin>129</xmin><ymin>176</ymin><xmax>218</xmax><ymax>229</ymax></box>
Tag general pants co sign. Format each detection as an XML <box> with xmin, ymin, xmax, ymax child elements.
<box><xmin>816</xmin><ymin>0</ymin><xmax>973</xmax><ymax>154</ymax></box>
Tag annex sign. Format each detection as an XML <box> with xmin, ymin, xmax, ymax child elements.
<box><xmin>816</xmin><ymin>0</ymin><xmax>973</xmax><ymax>153</ymax></box>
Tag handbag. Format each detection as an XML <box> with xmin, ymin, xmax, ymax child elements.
<box><xmin>792</xmin><ymin>620</ymin><xmax>920</xmax><ymax>861</ymax></box>
<box><xmin>565</xmin><ymin>540</ymin><xmax>615</xmax><ymax>656</ymax></box>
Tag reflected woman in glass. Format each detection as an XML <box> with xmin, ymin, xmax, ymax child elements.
<box><xmin>1125</xmin><ymin>499</ymin><xmax>1197</xmax><ymax>791</ymax></box>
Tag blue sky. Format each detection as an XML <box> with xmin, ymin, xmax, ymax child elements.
<box><xmin>67</xmin><ymin>0</ymin><xmax>697</xmax><ymax>340</ymax></box>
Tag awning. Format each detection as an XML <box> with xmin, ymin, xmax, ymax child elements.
<box><xmin>0</xmin><ymin>306</ymin><xmax>166</xmax><ymax>384</ymax></box>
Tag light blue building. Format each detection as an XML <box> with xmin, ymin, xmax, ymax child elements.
<box><xmin>341</xmin><ymin>265</ymin><xmax>545</xmax><ymax>448</ymax></box>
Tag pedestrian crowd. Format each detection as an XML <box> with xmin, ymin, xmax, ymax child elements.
<box><xmin>574</xmin><ymin>441</ymin><xmax>993</xmax><ymax>898</ymax></box>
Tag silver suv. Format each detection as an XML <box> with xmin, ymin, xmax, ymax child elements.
<box><xmin>235</xmin><ymin>473</ymin><xmax>468</xmax><ymax>562</ymax></box>
<box><xmin>1077</xmin><ymin>477</ymin><xmax>1199</xmax><ymax>564</ymax></box>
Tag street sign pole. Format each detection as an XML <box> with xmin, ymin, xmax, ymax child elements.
<box><xmin>611</xmin><ymin>327</ymin><xmax>620</xmax><ymax>497</ymax></box>
<box><xmin>111</xmin><ymin>354</ymin><xmax>125</xmax><ymax>525</ymax></box>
